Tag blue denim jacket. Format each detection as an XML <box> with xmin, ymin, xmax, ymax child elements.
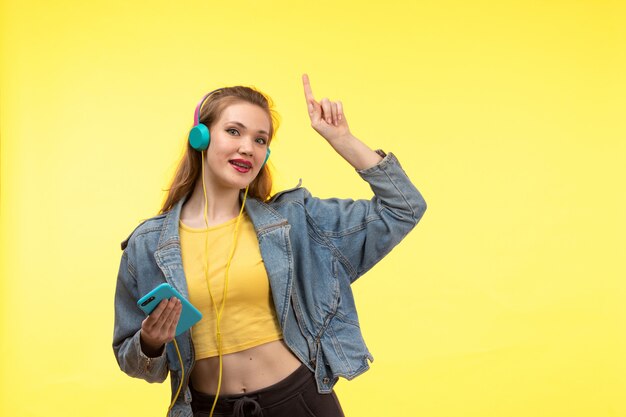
<box><xmin>113</xmin><ymin>152</ymin><xmax>426</xmax><ymax>417</ymax></box>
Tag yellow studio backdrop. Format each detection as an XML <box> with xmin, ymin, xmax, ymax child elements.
<box><xmin>1</xmin><ymin>0</ymin><xmax>625</xmax><ymax>416</ymax></box>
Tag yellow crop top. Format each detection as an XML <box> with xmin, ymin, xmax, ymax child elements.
<box><xmin>179</xmin><ymin>214</ymin><xmax>283</xmax><ymax>359</ymax></box>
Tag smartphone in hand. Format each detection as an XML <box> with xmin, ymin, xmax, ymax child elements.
<box><xmin>137</xmin><ymin>283</ymin><xmax>202</xmax><ymax>336</ymax></box>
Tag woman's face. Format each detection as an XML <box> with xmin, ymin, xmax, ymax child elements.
<box><xmin>204</xmin><ymin>101</ymin><xmax>271</xmax><ymax>192</ymax></box>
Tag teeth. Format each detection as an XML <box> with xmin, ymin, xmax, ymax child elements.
<box><xmin>231</xmin><ymin>161</ymin><xmax>251</xmax><ymax>168</ymax></box>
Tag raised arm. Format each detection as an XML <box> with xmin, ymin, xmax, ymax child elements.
<box><xmin>302</xmin><ymin>74</ymin><xmax>382</xmax><ymax>170</ymax></box>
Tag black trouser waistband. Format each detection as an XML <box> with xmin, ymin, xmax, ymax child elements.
<box><xmin>190</xmin><ymin>364</ymin><xmax>314</xmax><ymax>415</ymax></box>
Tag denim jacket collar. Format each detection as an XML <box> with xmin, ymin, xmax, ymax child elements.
<box><xmin>157</xmin><ymin>186</ymin><xmax>300</xmax><ymax>242</ymax></box>
<box><xmin>153</xmin><ymin>197</ymin><xmax>187</xmax><ymax>297</ymax></box>
<box><xmin>157</xmin><ymin>196</ymin><xmax>185</xmax><ymax>250</ymax></box>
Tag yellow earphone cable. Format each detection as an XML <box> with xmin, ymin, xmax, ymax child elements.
<box><xmin>167</xmin><ymin>339</ymin><xmax>184</xmax><ymax>415</ymax></box>
<box><xmin>200</xmin><ymin>152</ymin><xmax>249</xmax><ymax>417</ymax></box>
<box><xmin>164</xmin><ymin>153</ymin><xmax>248</xmax><ymax>417</ymax></box>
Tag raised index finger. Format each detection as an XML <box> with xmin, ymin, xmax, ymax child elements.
<box><xmin>302</xmin><ymin>73</ymin><xmax>315</xmax><ymax>102</ymax></box>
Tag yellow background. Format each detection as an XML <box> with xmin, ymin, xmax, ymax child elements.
<box><xmin>1</xmin><ymin>0</ymin><xmax>625</xmax><ymax>416</ymax></box>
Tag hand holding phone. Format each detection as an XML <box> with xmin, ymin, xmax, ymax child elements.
<box><xmin>137</xmin><ymin>283</ymin><xmax>202</xmax><ymax>356</ymax></box>
<box><xmin>139</xmin><ymin>297</ymin><xmax>182</xmax><ymax>356</ymax></box>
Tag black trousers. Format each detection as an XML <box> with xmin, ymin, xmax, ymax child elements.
<box><xmin>190</xmin><ymin>364</ymin><xmax>345</xmax><ymax>417</ymax></box>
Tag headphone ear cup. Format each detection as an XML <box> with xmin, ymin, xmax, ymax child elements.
<box><xmin>261</xmin><ymin>148</ymin><xmax>271</xmax><ymax>168</ymax></box>
<box><xmin>189</xmin><ymin>123</ymin><xmax>210</xmax><ymax>151</ymax></box>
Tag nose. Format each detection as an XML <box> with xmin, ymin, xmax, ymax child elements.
<box><xmin>238</xmin><ymin>137</ymin><xmax>254</xmax><ymax>157</ymax></box>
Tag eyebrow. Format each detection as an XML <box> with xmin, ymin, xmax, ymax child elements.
<box><xmin>227</xmin><ymin>121</ymin><xmax>269</xmax><ymax>136</ymax></box>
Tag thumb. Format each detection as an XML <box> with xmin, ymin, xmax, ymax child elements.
<box><xmin>307</xmin><ymin>100</ymin><xmax>321</xmax><ymax>123</ymax></box>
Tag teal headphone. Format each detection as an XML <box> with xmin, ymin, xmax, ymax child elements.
<box><xmin>188</xmin><ymin>89</ymin><xmax>271</xmax><ymax>166</ymax></box>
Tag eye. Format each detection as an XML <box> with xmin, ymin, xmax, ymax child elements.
<box><xmin>226</xmin><ymin>128</ymin><xmax>240</xmax><ymax>136</ymax></box>
<box><xmin>255</xmin><ymin>137</ymin><xmax>268</xmax><ymax>145</ymax></box>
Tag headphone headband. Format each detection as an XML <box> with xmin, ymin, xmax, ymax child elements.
<box><xmin>193</xmin><ymin>88</ymin><xmax>224</xmax><ymax>125</ymax></box>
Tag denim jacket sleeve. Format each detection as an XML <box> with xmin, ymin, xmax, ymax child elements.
<box><xmin>112</xmin><ymin>248</ymin><xmax>169</xmax><ymax>383</ymax></box>
<box><xmin>302</xmin><ymin>152</ymin><xmax>426</xmax><ymax>282</ymax></box>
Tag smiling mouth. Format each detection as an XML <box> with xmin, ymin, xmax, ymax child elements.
<box><xmin>229</xmin><ymin>159</ymin><xmax>252</xmax><ymax>173</ymax></box>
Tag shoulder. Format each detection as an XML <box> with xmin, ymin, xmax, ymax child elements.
<box><xmin>267</xmin><ymin>180</ymin><xmax>312</xmax><ymax>205</ymax></box>
<box><xmin>120</xmin><ymin>212</ymin><xmax>168</xmax><ymax>251</ymax></box>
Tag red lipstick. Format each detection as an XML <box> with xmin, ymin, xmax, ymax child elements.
<box><xmin>229</xmin><ymin>159</ymin><xmax>252</xmax><ymax>173</ymax></box>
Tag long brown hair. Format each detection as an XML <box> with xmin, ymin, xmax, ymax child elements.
<box><xmin>159</xmin><ymin>86</ymin><xmax>280</xmax><ymax>214</ymax></box>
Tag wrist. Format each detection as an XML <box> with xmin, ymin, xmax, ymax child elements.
<box><xmin>140</xmin><ymin>332</ymin><xmax>165</xmax><ymax>358</ymax></box>
<box><xmin>326</xmin><ymin>132</ymin><xmax>356</xmax><ymax>148</ymax></box>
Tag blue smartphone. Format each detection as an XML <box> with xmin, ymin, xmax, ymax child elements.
<box><xmin>137</xmin><ymin>283</ymin><xmax>202</xmax><ymax>337</ymax></box>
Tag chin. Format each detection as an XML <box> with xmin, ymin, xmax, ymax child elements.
<box><xmin>211</xmin><ymin>170</ymin><xmax>255</xmax><ymax>192</ymax></box>
<box><xmin>227</xmin><ymin>177</ymin><xmax>255</xmax><ymax>192</ymax></box>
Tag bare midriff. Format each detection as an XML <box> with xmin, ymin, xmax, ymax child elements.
<box><xmin>190</xmin><ymin>339</ymin><xmax>303</xmax><ymax>395</ymax></box>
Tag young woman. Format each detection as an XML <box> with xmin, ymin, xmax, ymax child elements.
<box><xmin>113</xmin><ymin>75</ymin><xmax>427</xmax><ymax>417</ymax></box>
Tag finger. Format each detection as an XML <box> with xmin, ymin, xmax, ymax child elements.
<box><xmin>163</xmin><ymin>299</ymin><xmax>181</xmax><ymax>330</ymax></box>
<box><xmin>302</xmin><ymin>73</ymin><xmax>315</xmax><ymax>103</ymax></box>
<box><xmin>302</xmin><ymin>74</ymin><xmax>321</xmax><ymax>122</ymax></box>
<box><xmin>330</xmin><ymin>101</ymin><xmax>338</xmax><ymax>126</ymax></box>
<box><xmin>166</xmin><ymin>301</ymin><xmax>182</xmax><ymax>337</ymax></box>
<box><xmin>337</xmin><ymin>100</ymin><xmax>343</xmax><ymax>122</ymax></box>
<box><xmin>161</xmin><ymin>298</ymin><xmax>179</xmax><ymax>323</ymax></box>
<box><xmin>151</xmin><ymin>298</ymin><xmax>177</xmax><ymax>333</ymax></box>
<box><xmin>145</xmin><ymin>298</ymin><xmax>169</xmax><ymax>326</ymax></box>
<box><xmin>307</xmin><ymin>99</ymin><xmax>322</xmax><ymax>124</ymax></box>
<box><xmin>141</xmin><ymin>316</ymin><xmax>153</xmax><ymax>334</ymax></box>
<box><xmin>320</xmin><ymin>98</ymin><xmax>332</xmax><ymax>124</ymax></box>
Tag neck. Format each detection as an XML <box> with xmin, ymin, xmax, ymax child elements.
<box><xmin>182</xmin><ymin>179</ymin><xmax>243</xmax><ymax>228</ymax></box>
